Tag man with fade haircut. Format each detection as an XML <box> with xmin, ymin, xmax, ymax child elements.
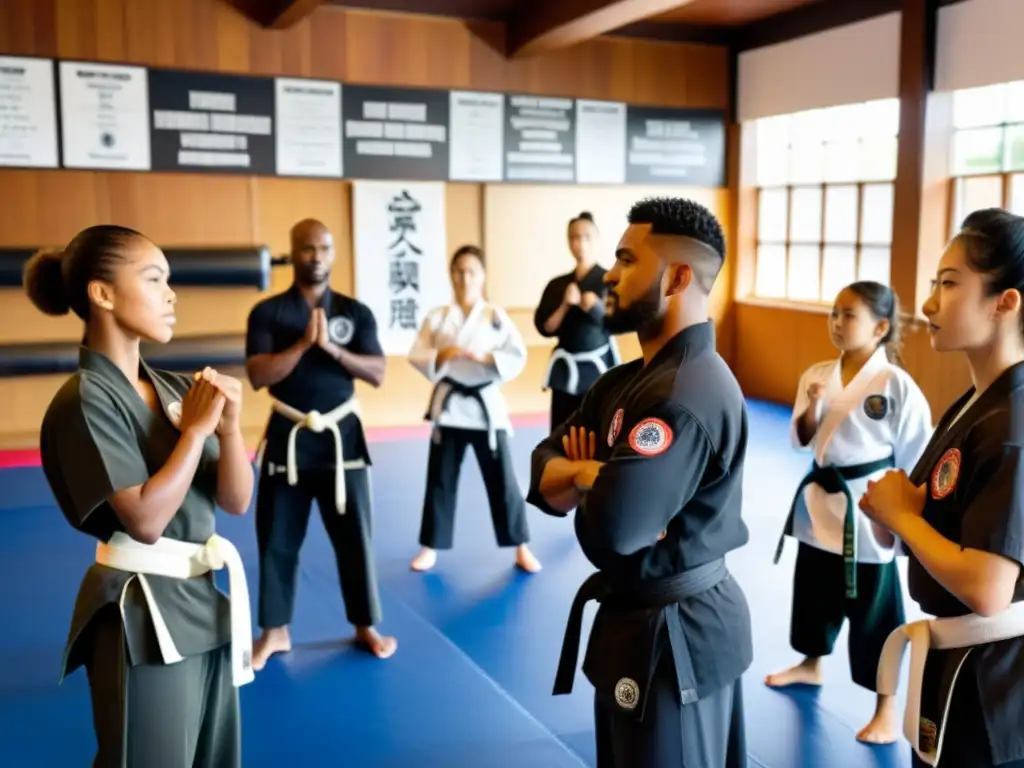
<box><xmin>527</xmin><ymin>197</ymin><xmax>752</xmax><ymax>767</ymax></box>
<box><xmin>245</xmin><ymin>218</ymin><xmax>397</xmax><ymax>669</ymax></box>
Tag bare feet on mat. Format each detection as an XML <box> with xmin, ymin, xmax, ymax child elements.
<box><xmin>410</xmin><ymin>547</ymin><xmax>437</xmax><ymax>572</ymax></box>
<box><xmin>764</xmin><ymin>657</ymin><xmax>823</xmax><ymax>687</ymax></box>
<box><xmin>856</xmin><ymin>695</ymin><xmax>899</xmax><ymax>744</ymax></box>
<box><xmin>251</xmin><ymin>626</ymin><xmax>292</xmax><ymax>671</ymax></box>
<box><xmin>516</xmin><ymin>544</ymin><xmax>542</xmax><ymax>573</ymax></box>
<box><xmin>356</xmin><ymin>626</ymin><xmax>397</xmax><ymax>659</ymax></box>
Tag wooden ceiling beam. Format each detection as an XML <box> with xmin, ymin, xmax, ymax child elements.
<box><xmin>221</xmin><ymin>0</ymin><xmax>326</xmax><ymax>29</ymax></box>
<box><xmin>506</xmin><ymin>0</ymin><xmax>698</xmax><ymax>59</ymax></box>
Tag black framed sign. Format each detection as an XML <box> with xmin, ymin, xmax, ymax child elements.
<box><xmin>624</xmin><ymin>106</ymin><xmax>726</xmax><ymax>187</ymax></box>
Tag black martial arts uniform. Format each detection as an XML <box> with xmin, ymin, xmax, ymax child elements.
<box><xmin>528</xmin><ymin>321</ymin><xmax>751</xmax><ymax>768</ymax></box>
<box><xmin>246</xmin><ymin>285</ymin><xmax>382</xmax><ymax>631</ymax></box>
<box><xmin>410</xmin><ymin>301</ymin><xmax>531</xmax><ymax>551</ymax></box>
<box><xmin>534</xmin><ymin>265</ymin><xmax>618</xmax><ymax>431</ymax></box>
<box><xmin>40</xmin><ymin>347</ymin><xmax>246</xmax><ymax>768</ymax></box>
<box><xmin>898</xmin><ymin>362</ymin><xmax>1024</xmax><ymax>767</ymax></box>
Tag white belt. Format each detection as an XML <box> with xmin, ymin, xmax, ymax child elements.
<box><xmin>96</xmin><ymin>531</ymin><xmax>254</xmax><ymax>687</ymax></box>
<box><xmin>542</xmin><ymin>344</ymin><xmax>613</xmax><ymax>395</ymax></box>
<box><xmin>877</xmin><ymin>600</ymin><xmax>1024</xmax><ymax>765</ymax></box>
<box><xmin>268</xmin><ymin>397</ymin><xmax>367</xmax><ymax>514</ymax></box>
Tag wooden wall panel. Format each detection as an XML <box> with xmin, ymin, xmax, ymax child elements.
<box><xmin>0</xmin><ymin>0</ymin><xmax>733</xmax><ymax>449</ymax></box>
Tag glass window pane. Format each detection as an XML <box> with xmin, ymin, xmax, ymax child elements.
<box><xmin>756</xmin><ymin>115</ymin><xmax>790</xmax><ymax>185</ymax></box>
<box><xmin>859</xmin><ymin>99</ymin><xmax>901</xmax><ymax>138</ymax></box>
<box><xmin>953</xmin><ymin>84</ymin><xmax>1006</xmax><ymax>129</ymax></box>
<box><xmin>952</xmin><ymin>127</ymin><xmax>1005</xmax><ymax>175</ymax></box>
<box><xmin>790</xmin><ymin>109</ymin><xmax>827</xmax><ymax>146</ymax></box>
<box><xmin>824</xmin><ymin>185</ymin><xmax>859</xmax><ymax>243</ymax></box>
<box><xmin>789</xmin><ymin>142</ymin><xmax>824</xmax><ymax>184</ymax></box>
<box><xmin>1006</xmin><ymin>124</ymin><xmax>1024</xmax><ymax>171</ymax></box>
<box><xmin>787</xmin><ymin>245</ymin><xmax>821</xmax><ymax>302</ymax></box>
<box><xmin>820</xmin><ymin>104</ymin><xmax>862</xmax><ymax>143</ymax></box>
<box><xmin>757</xmin><ymin>114</ymin><xmax>790</xmax><ymax>150</ymax></box>
<box><xmin>858</xmin><ymin>247</ymin><xmax>891</xmax><ymax>286</ymax></box>
<box><xmin>757</xmin><ymin>188</ymin><xmax>789</xmax><ymax>242</ymax></box>
<box><xmin>821</xmin><ymin>245</ymin><xmax>857</xmax><ymax>302</ymax></box>
<box><xmin>955</xmin><ymin>175</ymin><xmax>1004</xmax><ymax>229</ymax></box>
<box><xmin>1009</xmin><ymin>174</ymin><xmax>1024</xmax><ymax>216</ymax></box>
<box><xmin>823</xmin><ymin>140</ymin><xmax>859</xmax><ymax>182</ymax></box>
<box><xmin>858</xmin><ymin>136</ymin><xmax>899</xmax><ymax>181</ymax></box>
<box><xmin>860</xmin><ymin>183</ymin><xmax>895</xmax><ymax>245</ymax></box>
<box><xmin>755</xmin><ymin>244</ymin><xmax>787</xmax><ymax>299</ymax></box>
<box><xmin>789</xmin><ymin>186</ymin><xmax>823</xmax><ymax>243</ymax></box>
<box><xmin>1005</xmin><ymin>82</ymin><xmax>1024</xmax><ymax>124</ymax></box>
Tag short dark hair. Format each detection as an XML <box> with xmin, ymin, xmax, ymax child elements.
<box><xmin>627</xmin><ymin>197</ymin><xmax>726</xmax><ymax>292</ymax></box>
<box><xmin>846</xmin><ymin>281</ymin><xmax>904</xmax><ymax>366</ymax></box>
<box><xmin>450</xmin><ymin>244</ymin><xmax>484</xmax><ymax>269</ymax></box>
<box><xmin>23</xmin><ymin>225</ymin><xmax>144</xmax><ymax>321</ymax></box>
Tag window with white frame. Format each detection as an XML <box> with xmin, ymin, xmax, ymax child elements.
<box><xmin>949</xmin><ymin>81</ymin><xmax>1024</xmax><ymax>234</ymax></box>
<box><xmin>752</xmin><ymin>99</ymin><xmax>900</xmax><ymax>304</ymax></box>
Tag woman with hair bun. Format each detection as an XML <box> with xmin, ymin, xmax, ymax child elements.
<box><xmin>534</xmin><ymin>212</ymin><xmax>620</xmax><ymax>431</ymax></box>
<box><xmin>24</xmin><ymin>225</ymin><xmax>255</xmax><ymax>767</ymax></box>
<box><xmin>862</xmin><ymin>208</ymin><xmax>1024</xmax><ymax>767</ymax></box>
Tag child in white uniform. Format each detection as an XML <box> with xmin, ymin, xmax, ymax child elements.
<box><xmin>766</xmin><ymin>281</ymin><xmax>934</xmax><ymax>743</ymax></box>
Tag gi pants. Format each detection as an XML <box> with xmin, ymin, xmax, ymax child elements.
<box><xmin>913</xmin><ymin>649</ymin><xmax>1024</xmax><ymax>768</ymax></box>
<box><xmin>594</xmin><ymin>649</ymin><xmax>746</xmax><ymax>768</ymax></box>
<box><xmin>84</xmin><ymin>605</ymin><xmax>240</xmax><ymax>768</ymax></box>
<box><xmin>255</xmin><ymin>467</ymin><xmax>381</xmax><ymax>629</ymax></box>
<box><xmin>550</xmin><ymin>390</ymin><xmax>583</xmax><ymax>433</ymax></box>
<box><xmin>419</xmin><ymin>426</ymin><xmax>530</xmax><ymax>550</ymax></box>
<box><xmin>790</xmin><ymin>542</ymin><xmax>905</xmax><ymax>690</ymax></box>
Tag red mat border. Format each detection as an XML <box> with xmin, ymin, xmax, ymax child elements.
<box><xmin>0</xmin><ymin>412</ymin><xmax>551</xmax><ymax>469</ymax></box>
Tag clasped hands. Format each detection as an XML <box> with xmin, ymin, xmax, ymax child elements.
<box><xmin>180</xmin><ymin>367</ymin><xmax>244</xmax><ymax>439</ymax></box>
<box><xmin>436</xmin><ymin>345</ymin><xmax>490</xmax><ymax>367</ymax></box>
<box><xmin>858</xmin><ymin>468</ymin><xmax>927</xmax><ymax>535</ymax></box>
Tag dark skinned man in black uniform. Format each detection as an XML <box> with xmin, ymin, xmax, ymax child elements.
<box><xmin>246</xmin><ymin>218</ymin><xmax>396</xmax><ymax>669</ymax></box>
<box><xmin>528</xmin><ymin>197</ymin><xmax>751</xmax><ymax>767</ymax></box>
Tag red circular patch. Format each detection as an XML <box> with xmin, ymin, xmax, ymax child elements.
<box><xmin>628</xmin><ymin>417</ymin><xmax>673</xmax><ymax>456</ymax></box>
<box><xmin>608</xmin><ymin>408</ymin><xmax>624</xmax><ymax>447</ymax></box>
<box><xmin>930</xmin><ymin>448</ymin><xmax>961</xmax><ymax>500</ymax></box>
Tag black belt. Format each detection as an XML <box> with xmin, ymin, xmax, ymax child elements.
<box><xmin>553</xmin><ymin>558</ymin><xmax>728</xmax><ymax>698</ymax></box>
<box><xmin>773</xmin><ymin>455</ymin><xmax>895</xmax><ymax>600</ymax></box>
<box><xmin>425</xmin><ymin>377</ymin><xmax>497</xmax><ymax>452</ymax></box>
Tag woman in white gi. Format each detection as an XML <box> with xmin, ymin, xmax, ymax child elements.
<box><xmin>766</xmin><ymin>280</ymin><xmax>933</xmax><ymax>744</ymax></box>
<box><xmin>408</xmin><ymin>245</ymin><xmax>541</xmax><ymax>574</ymax></box>
<box><xmin>863</xmin><ymin>209</ymin><xmax>1024</xmax><ymax>767</ymax></box>
<box><xmin>24</xmin><ymin>226</ymin><xmax>255</xmax><ymax>767</ymax></box>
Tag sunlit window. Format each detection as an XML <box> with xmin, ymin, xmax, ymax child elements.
<box><xmin>752</xmin><ymin>99</ymin><xmax>899</xmax><ymax>304</ymax></box>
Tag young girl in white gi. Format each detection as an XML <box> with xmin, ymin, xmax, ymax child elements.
<box><xmin>408</xmin><ymin>245</ymin><xmax>541</xmax><ymax>574</ymax></box>
<box><xmin>766</xmin><ymin>280</ymin><xmax>934</xmax><ymax>743</ymax></box>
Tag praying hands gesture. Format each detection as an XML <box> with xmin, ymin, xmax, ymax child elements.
<box><xmin>194</xmin><ymin>367</ymin><xmax>244</xmax><ymax>438</ymax></box>
<box><xmin>562</xmin><ymin>426</ymin><xmax>604</xmax><ymax>490</ymax></box>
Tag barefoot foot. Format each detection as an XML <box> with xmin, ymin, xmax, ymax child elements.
<box><xmin>355</xmin><ymin>626</ymin><xmax>397</xmax><ymax>659</ymax></box>
<box><xmin>516</xmin><ymin>544</ymin><xmax>542</xmax><ymax>573</ymax></box>
<box><xmin>251</xmin><ymin>627</ymin><xmax>292</xmax><ymax>671</ymax></box>
<box><xmin>856</xmin><ymin>696</ymin><xmax>899</xmax><ymax>744</ymax></box>
<box><xmin>764</xmin><ymin>658</ymin><xmax>823</xmax><ymax>688</ymax></box>
<box><xmin>411</xmin><ymin>547</ymin><xmax>437</xmax><ymax>572</ymax></box>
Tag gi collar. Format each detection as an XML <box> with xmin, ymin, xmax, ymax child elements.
<box><xmin>646</xmin><ymin>320</ymin><xmax>716</xmax><ymax>368</ymax></box>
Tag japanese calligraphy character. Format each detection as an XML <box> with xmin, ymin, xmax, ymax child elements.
<box><xmin>390</xmin><ymin>297</ymin><xmax>420</xmax><ymax>329</ymax></box>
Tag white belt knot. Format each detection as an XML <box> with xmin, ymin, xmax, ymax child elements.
<box><xmin>541</xmin><ymin>341</ymin><xmax>621</xmax><ymax>395</ymax></box>
<box><xmin>303</xmin><ymin>410</ymin><xmax>327</xmax><ymax>433</ymax></box>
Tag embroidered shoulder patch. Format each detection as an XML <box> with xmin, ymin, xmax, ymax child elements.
<box><xmin>614</xmin><ymin>678</ymin><xmax>639</xmax><ymax>711</ymax></box>
<box><xmin>328</xmin><ymin>315</ymin><xmax>355</xmax><ymax>345</ymax></box>
<box><xmin>607</xmin><ymin>408</ymin><xmax>624</xmax><ymax>447</ymax></box>
<box><xmin>628</xmin><ymin>417</ymin><xmax>673</xmax><ymax>456</ymax></box>
<box><xmin>930</xmin><ymin>448</ymin><xmax>961</xmax><ymax>500</ymax></box>
<box><xmin>863</xmin><ymin>394</ymin><xmax>889</xmax><ymax>420</ymax></box>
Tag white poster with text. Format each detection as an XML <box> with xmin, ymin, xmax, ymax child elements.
<box><xmin>352</xmin><ymin>180</ymin><xmax>449</xmax><ymax>355</ymax></box>
<box><xmin>0</xmin><ymin>56</ymin><xmax>59</xmax><ymax>168</ymax></box>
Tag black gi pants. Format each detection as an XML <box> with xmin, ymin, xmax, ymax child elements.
<box><xmin>790</xmin><ymin>542</ymin><xmax>904</xmax><ymax>690</ymax></box>
<box><xmin>85</xmin><ymin>606</ymin><xmax>240</xmax><ymax>768</ymax></box>
<box><xmin>593</xmin><ymin>649</ymin><xmax>747</xmax><ymax>768</ymax></box>
<box><xmin>255</xmin><ymin>467</ymin><xmax>381</xmax><ymax>629</ymax></box>
<box><xmin>550</xmin><ymin>390</ymin><xmax>584</xmax><ymax>433</ymax></box>
<box><xmin>418</xmin><ymin>427</ymin><xmax>530</xmax><ymax>550</ymax></box>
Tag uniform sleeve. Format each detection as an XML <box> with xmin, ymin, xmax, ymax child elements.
<box><xmin>577</xmin><ymin>403</ymin><xmax>712</xmax><ymax>555</ymax></box>
<box><xmin>350</xmin><ymin>303</ymin><xmax>385</xmax><ymax>356</ymax></box>
<box><xmin>526</xmin><ymin>379</ymin><xmax>606</xmax><ymax>517</ymax></box>
<box><xmin>892</xmin><ymin>378</ymin><xmax>934</xmax><ymax>471</ymax></box>
<box><xmin>245</xmin><ymin>301</ymin><xmax>275</xmax><ymax>358</ymax></box>
<box><xmin>487</xmin><ymin>307</ymin><xmax>527</xmax><ymax>383</ymax></box>
<box><xmin>789</xmin><ymin>367</ymin><xmax>814</xmax><ymax>450</ymax></box>
<box><xmin>959</xmin><ymin>435</ymin><xmax>1024</xmax><ymax>567</ymax></box>
<box><xmin>41</xmin><ymin>383</ymin><xmax>151</xmax><ymax>527</ymax></box>
<box><xmin>408</xmin><ymin>310</ymin><xmax>447</xmax><ymax>383</ymax></box>
<box><xmin>533</xmin><ymin>278</ymin><xmax>563</xmax><ymax>338</ymax></box>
